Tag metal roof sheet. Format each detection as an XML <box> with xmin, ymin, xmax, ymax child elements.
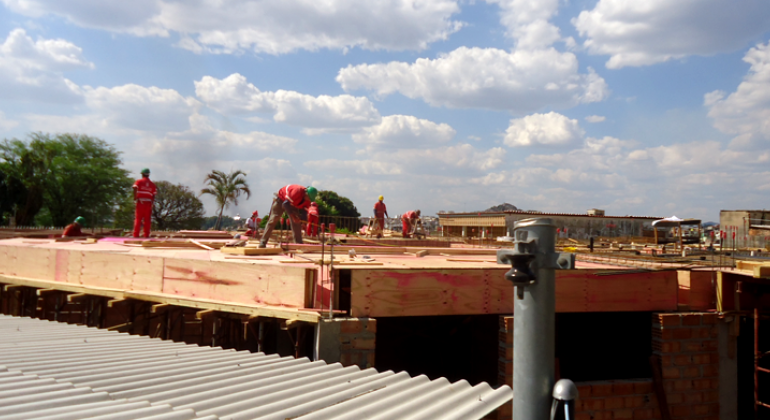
<box><xmin>0</xmin><ymin>315</ymin><xmax>511</xmax><ymax>420</ymax></box>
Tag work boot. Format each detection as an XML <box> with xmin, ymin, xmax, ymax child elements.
<box><xmin>258</xmin><ymin>242</ymin><xmax>266</xmax><ymax>248</ymax></box>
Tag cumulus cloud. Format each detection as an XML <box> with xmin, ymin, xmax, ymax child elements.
<box><xmin>706</xmin><ymin>41</ymin><xmax>770</xmax><ymax>149</ymax></box>
<box><xmin>352</xmin><ymin>115</ymin><xmax>455</xmax><ymax>149</ymax></box>
<box><xmin>0</xmin><ymin>28</ymin><xmax>91</xmax><ymax>103</ymax></box>
<box><xmin>337</xmin><ymin>47</ymin><xmax>608</xmax><ymax>113</ymax></box>
<box><xmin>2</xmin><ymin>0</ymin><xmax>462</xmax><ymax>54</ymax></box>
<box><xmin>503</xmin><ymin>112</ymin><xmax>584</xmax><ymax>147</ymax></box>
<box><xmin>195</xmin><ymin>74</ymin><xmax>381</xmax><ymax>133</ymax></box>
<box><xmin>573</xmin><ymin>0</ymin><xmax>770</xmax><ymax>68</ymax></box>
<box><xmin>585</xmin><ymin>115</ymin><xmax>606</xmax><ymax>123</ymax></box>
<box><xmin>83</xmin><ymin>84</ymin><xmax>200</xmax><ymax>132</ymax></box>
<box><xmin>485</xmin><ymin>0</ymin><xmax>561</xmax><ymax>49</ymax></box>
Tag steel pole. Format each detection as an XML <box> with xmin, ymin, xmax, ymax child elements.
<box><xmin>512</xmin><ymin>218</ymin><xmax>556</xmax><ymax>420</ymax></box>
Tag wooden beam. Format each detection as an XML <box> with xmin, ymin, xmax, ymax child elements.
<box><xmin>280</xmin><ymin>319</ymin><xmax>304</xmax><ymax>330</ymax></box>
<box><xmin>196</xmin><ymin>309</ymin><xmax>216</xmax><ymax>319</ymax></box>
<box><xmin>220</xmin><ymin>247</ymin><xmax>283</xmax><ymax>256</ymax></box>
<box><xmin>66</xmin><ymin>293</ymin><xmax>89</xmax><ymax>302</ymax></box>
<box><xmin>349</xmin><ymin>268</ymin><xmax>678</xmax><ymax>317</ymax></box>
<box><xmin>189</xmin><ymin>239</ymin><xmax>214</xmax><ymax>250</ymax></box>
<box><xmin>755</xmin><ymin>265</ymin><xmax>770</xmax><ymax>279</ymax></box>
<box><xmin>122</xmin><ymin>291</ymin><xmax>321</xmax><ymax>323</ymax></box>
<box><xmin>151</xmin><ymin>303</ymin><xmax>172</xmax><ymax>313</ymax></box>
<box><xmin>107</xmin><ymin>298</ymin><xmax>128</xmax><ymax>307</ymax></box>
<box><xmin>36</xmin><ymin>288</ymin><xmax>62</xmax><ymax>296</ymax></box>
<box><xmin>2</xmin><ymin>284</ymin><xmax>27</xmax><ymax>291</ymax></box>
<box><xmin>0</xmin><ymin>275</ymin><xmax>124</xmax><ymax>299</ymax></box>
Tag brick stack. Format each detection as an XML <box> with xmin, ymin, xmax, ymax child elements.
<box><xmin>652</xmin><ymin>312</ymin><xmax>719</xmax><ymax>419</ymax></box>
<box><xmin>574</xmin><ymin>380</ymin><xmax>659</xmax><ymax>419</ymax></box>
<box><xmin>338</xmin><ymin>317</ymin><xmax>376</xmax><ymax>369</ymax></box>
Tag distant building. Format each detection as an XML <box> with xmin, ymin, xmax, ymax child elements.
<box><xmin>438</xmin><ymin>210</ymin><xmax>661</xmax><ymax>240</ymax></box>
<box><xmin>720</xmin><ymin>210</ymin><xmax>770</xmax><ymax>248</ymax></box>
<box><xmin>587</xmin><ymin>208</ymin><xmax>605</xmax><ymax>216</ymax></box>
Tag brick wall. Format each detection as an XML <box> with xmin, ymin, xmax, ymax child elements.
<box><xmin>575</xmin><ymin>380</ymin><xmax>658</xmax><ymax>419</ymax></box>
<box><xmin>496</xmin><ymin>312</ymin><xmax>720</xmax><ymax>420</ymax></box>
<box><xmin>317</xmin><ymin>317</ymin><xmax>376</xmax><ymax>370</ymax></box>
<box><xmin>339</xmin><ymin>317</ymin><xmax>376</xmax><ymax>369</ymax></box>
<box><xmin>652</xmin><ymin>312</ymin><xmax>719</xmax><ymax>419</ymax></box>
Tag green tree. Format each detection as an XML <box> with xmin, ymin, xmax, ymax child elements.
<box><xmin>0</xmin><ymin>133</ymin><xmax>131</xmax><ymax>227</ymax></box>
<box><xmin>200</xmin><ymin>169</ymin><xmax>251</xmax><ymax>230</ymax></box>
<box><xmin>153</xmin><ymin>181</ymin><xmax>206</xmax><ymax>230</ymax></box>
<box><xmin>316</xmin><ymin>190</ymin><xmax>360</xmax><ymax>218</ymax></box>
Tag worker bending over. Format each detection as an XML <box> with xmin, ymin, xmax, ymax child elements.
<box><xmin>132</xmin><ymin>168</ymin><xmax>156</xmax><ymax>238</ymax></box>
<box><xmin>401</xmin><ymin>210</ymin><xmax>421</xmax><ymax>238</ymax></box>
<box><xmin>259</xmin><ymin>185</ymin><xmax>317</xmax><ymax>248</ymax></box>
<box><xmin>245</xmin><ymin>210</ymin><xmax>260</xmax><ymax>238</ymax></box>
<box><xmin>373</xmin><ymin>195</ymin><xmax>389</xmax><ymax>239</ymax></box>
<box><xmin>62</xmin><ymin>217</ymin><xmax>86</xmax><ymax>237</ymax></box>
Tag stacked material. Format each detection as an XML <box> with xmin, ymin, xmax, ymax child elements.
<box><xmin>0</xmin><ymin>315</ymin><xmax>511</xmax><ymax>420</ymax></box>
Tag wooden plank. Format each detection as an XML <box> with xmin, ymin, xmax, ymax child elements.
<box><xmin>13</xmin><ymin>247</ymin><xmax>56</xmax><ymax>281</ymax></box>
<box><xmin>161</xmin><ymin>259</ymin><xmax>311</xmax><ymax>308</ymax></box>
<box><xmin>0</xmin><ymin>274</ymin><xmax>124</xmax><ymax>298</ymax></box>
<box><xmin>686</xmin><ymin>271</ymin><xmax>716</xmax><ymax>311</ymax></box>
<box><xmin>350</xmin><ymin>268</ymin><xmax>679</xmax><ymax>317</ymax></box>
<box><xmin>220</xmin><ymin>247</ymin><xmax>283</xmax><ymax>256</ymax></box>
<box><xmin>122</xmin><ymin>291</ymin><xmax>320</xmax><ymax>323</ymax></box>
<box><xmin>189</xmin><ymin>240</ymin><xmax>214</xmax><ymax>250</ymax></box>
<box><xmin>755</xmin><ymin>266</ymin><xmax>770</xmax><ymax>279</ymax></box>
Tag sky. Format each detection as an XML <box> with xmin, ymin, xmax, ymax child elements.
<box><xmin>1</xmin><ymin>0</ymin><xmax>769</xmax><ymax>223</ymax></box>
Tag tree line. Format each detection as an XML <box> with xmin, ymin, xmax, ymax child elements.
<box><xmin>0</xmin><ymin>133</ymin><xmax>360</xmax><ymax>231</ymax></box>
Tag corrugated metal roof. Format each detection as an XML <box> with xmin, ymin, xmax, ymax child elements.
<box><xmin>0</xmin><ymin>315</ymin><xmax>511</xmax><ymax>420</ymax></box>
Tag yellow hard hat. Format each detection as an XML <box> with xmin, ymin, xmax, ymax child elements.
<box><xmin>378</xmin><ymin>195</ymin><xmax>384</xmax><ymax>201</ymax></box>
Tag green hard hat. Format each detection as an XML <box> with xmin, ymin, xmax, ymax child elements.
<box><xmin>141</xmin><ymin>168</ymin><xmax>150</xmax><ymax>175</ymax></box>
<box><xmin>74</xmin><ymin>216</ymin><xmax>85</xmax><ymax>224</ymax></box>
<box><xmin>306</xmin><ymin>186</ymin><xmax>318</xmax><ymax>201</ymax></box>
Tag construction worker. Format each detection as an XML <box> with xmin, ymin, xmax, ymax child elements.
<box><xmin>132</xmin><ymin>168</ymin><xmax>156</xmax><ymax>238</ymax></box>
<box><xmin>245</xmin><ymin>210</ymin><xmax>260</xmax><ymax>238</ymax></box>
<box><xmin>306</xmin><ymin>202</ymin><xmax>320</xmax><ymax>237</ymax></box>
<box><xmin>401</xmin><ymin>209</ymin><xmax>421</xmax><ymax>238</ymax></box>
<box><xmin>259</xmin><ymin>185</ymin><xmax>318</xmax><ymax>247</ymax></box>
<box><xmin>373</xmin><ymin>195</ymin><xmax>389</xmax><ymax>239</ymax></box>
<box><xmin>62</xmin><ymin>217</ymin><xmax>86</xmax><ymax>237</ymax></box>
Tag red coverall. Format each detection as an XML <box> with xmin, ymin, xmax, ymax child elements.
<box><xmin>260</xmin><ymin>185</ymin><xmax>311</xmax><ymax>245</ymax></box>
<box><xmin>133</xmin><ymin>177</ymin><xmax>157</xmax><ymax>238</ymax></box>
<box><xmin>62</xmin><ymin>223</ymin><xmax>83</xmax><ymax>237</ymax></box>
<box><xmin>401</xmin><ymin>211</ymin><xmax>417</xmax><ymax>238</ymax></box>
<box><xmin>306</xmin><ymin>203</ymin><xmax>319</xmax><ymax>236</ymax></box>
<box><xmin>373</xmin><ymin>201</ymin><xmax>387</xmax><ymax>234</ymax></box>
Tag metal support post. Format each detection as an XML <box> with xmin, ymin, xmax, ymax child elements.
<box><xmin>497</xmin><ymin>218</ymin><xmax>574</xmax><ymax>420</ymax></box>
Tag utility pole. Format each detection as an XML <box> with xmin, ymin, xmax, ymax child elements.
<box><xmin>497</xmin><ymin>218</ymin><xmax>575</xmax><ymax>420</ymax></box>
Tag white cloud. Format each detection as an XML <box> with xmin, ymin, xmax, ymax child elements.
<box><xmin>706</xmin><ymin>41</ymin><xmax>770</xmax><ymax>149</ymax></box>
<box><xmin>503</xmin><ymin>112</ymin><xmax>584</xmax><ymax>147</ymax></box>
<box><xmin>2</xmin><ymin>0</ymin><xmax>463</xmax><ymax>54</ymax></box>
<box><xmin>195</xmin><ymin>74</ymin><xmax>381</xmax><ymax>132</ymax></box>
<box><xmin>485</xmin><ymin>0</ymin><xmax>561</xmax><ymax>49</ymax></box>
<box><xmin>352</xmin><ymin>115</ymin><xmax>455</xmax><ymax>149</ymax></box>
<box><xmin>337</xmin><ymin>47</ymin><xmax>608</xmax><ymax>113</ymax></box>
<box><xmin>0</xmin><ymin>28</ymin><xmax>91</xmax><ymax>103</ymax></box>
<box><xmin>574</xmin><ymin>0</ymin><xmax>770</xmax><ymax>68</ymax></box>
<box><xmin>84</xmin><ymin>84</ymin><xmax>200</xmax><ymax>132</ymax></box>
<box><xmin>585</xmin><ymin>115</ymin><xmax>606</xmax><ymax>123</ymax></box>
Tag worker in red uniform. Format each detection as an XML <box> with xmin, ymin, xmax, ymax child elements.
<box><xmin>306</xmin><ymin>202</ymin><xmax>320</xmax><ymax>237</ymax></box>
<box><xmin>401</xmin><ymin>209</ymin><xmax>421</xmax><ymax>238</ymax></box>
<box><xmin>132</xmin><ymin>168</ymin><xmax>157</xmax><ymax>238</ymax></box>
<box><xmin>62</xmin><ymin>217</ymin><xmax>86</xmax><ymax>237</ymax></box>
<box><xmin>373</xmin><ymin>195</ymin><xmax>389</xmax><ymax>239</ymax></box>
<box><xmin>245</xmin><ymin>210</ymin><xmax>260</xmax><ymax>238</ymax></box>
<box><xmin>259</xmin><ymin>185</ymin><xmax>318</xmax><ymax>247</ymax></box>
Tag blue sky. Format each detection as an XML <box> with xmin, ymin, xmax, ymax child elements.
<box><xmin>1</xmin><ymin>0</ymin><xmax>769</xmax><ymax>222</ymax></box>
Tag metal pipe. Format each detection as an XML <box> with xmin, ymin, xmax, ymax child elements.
<box><xmin>498</xmin><ymin>218</ymin><xmax>558</xmax><ymax>420</ymax></box>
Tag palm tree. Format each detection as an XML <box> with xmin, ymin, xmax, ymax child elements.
<box><xmin>200</xmin><ymin>169</ymin><xmax>251</xmax><ymax>230</ymax></box>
